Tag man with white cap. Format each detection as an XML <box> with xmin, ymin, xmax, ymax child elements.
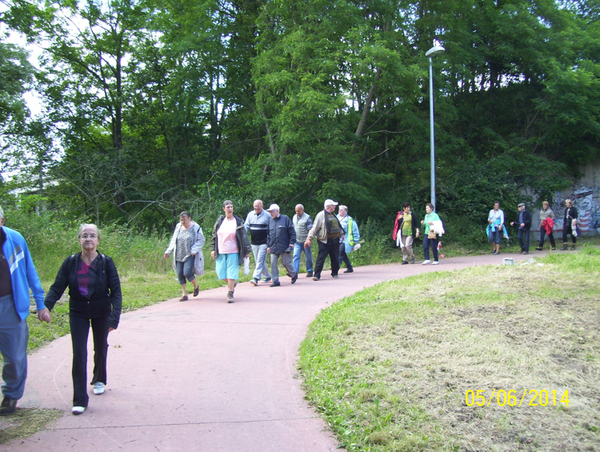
<box><xmin>305</xmin><ymin>199</ymin><xmax>343</xmax><ymax>281</ymax></box>
<box><xmin>266</xmin><ymin>204</ymin><xmax>297</xmax><ymax>287</ymax></box>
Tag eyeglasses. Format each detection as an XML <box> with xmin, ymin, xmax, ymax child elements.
<box><xmin>81</xmin><ymin>234</ymin><xmax>97</xmax><ymax>239</ymax></box>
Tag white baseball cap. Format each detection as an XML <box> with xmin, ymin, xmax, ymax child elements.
<box><xmin>266</xmin><ymin>204</ymin><xmax>280</xmax><ymax>212</ymax></box>
<box><xmin>324</xmin><ymin>199</ymin><xmax>338</xmax><ymax>208</ymax></box>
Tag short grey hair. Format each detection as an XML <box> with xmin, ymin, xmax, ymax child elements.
<box><xmin>78</xmin><ymin>224</ymin><xmax>101</xmax><ymax>240</ymax></box>
<box><xmin>0</xmin><ymin>205</ymin><xmax>4</xmax><ymax>219</ymax></box>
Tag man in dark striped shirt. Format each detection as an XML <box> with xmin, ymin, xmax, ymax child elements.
<box><xmin>244</xmin><ymin>200</ymin><xmax>273</xmax><ymax>286</ymax></box>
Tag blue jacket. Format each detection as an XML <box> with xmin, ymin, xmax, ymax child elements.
<box><xmin>340</xmin><ymin>216</ymin><xmax>360</xmax><ymax>254</ymax></box>
<box><xmin>267</xmin><ymin>214</ymin><xmax>296</xmax><ymax>255</ymax></box>
<box><xmin>1</xmin><ymin>226</ymin><xmax>45</xmax><ymax>321</ymax></box>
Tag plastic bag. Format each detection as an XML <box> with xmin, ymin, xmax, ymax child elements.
<box><xmin>243</xmin><ymin>257</ymin><xmax>250</xmax><ymax>275</ymax></box>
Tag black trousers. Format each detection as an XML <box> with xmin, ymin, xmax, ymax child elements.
<box><xmin>562</xmin><ymin>224</ymin><xmax>577</xmax><ymax>244</ymax></box>
<box><xmin>314</xmin><ymin>238</ymin><xmax>340</xmax><ymax>278</ymax></box>
<box><xmin>70</xmin><ymin>315</ymin><xmax>110</xmax><ymax>407</ymax></box>
<box><xmin>539</xmin><ymin>230</ymin><xmax>555</xmax><ymax>248</ymax></box>
<box><xmin>339</xmin><ymin>242</ymin><xmax>353</xmax><ymax>270</ymax></box>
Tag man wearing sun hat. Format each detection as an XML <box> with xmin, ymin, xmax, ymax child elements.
<box><xmin>510</xmin><ymin>202</ymin><xmax>532</xmax><ymax>254</ymax></box>
<box><xmin>304</xmin><ymin>199</ymin><xmax>343</xmax><ymax>281</ymax></box>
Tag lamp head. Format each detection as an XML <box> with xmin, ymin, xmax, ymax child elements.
<box><xmin>426</xmin><ymin>45</ymin><xmax>445</xmax><ymax>58</ymax></box>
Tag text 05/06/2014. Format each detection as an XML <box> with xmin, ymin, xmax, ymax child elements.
<box><xmin>465</xmin><ymin>389</ymin><xmax>569</xmax><ymax>407</ymax></box>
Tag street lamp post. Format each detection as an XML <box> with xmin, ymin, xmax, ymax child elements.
<box><xmin>426</xmin><ymin>44</ymin><xmax>445</xmax><ymax>211</ymax></box>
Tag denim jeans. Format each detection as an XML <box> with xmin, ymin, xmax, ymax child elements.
<box><xmin>518</xmin><ymin>227</ymin><xmax>531</xmax><ymax>252</ymax></box>
<box><xmin>293</xmin><ymin>242</ymin><xmax>313</xmax><ymax>274</ymax></box>
<box><xmin>0</xmin><ymin>294</ymin><xmax>28</xmax><ymax>400</ymax></box>
<box><xmin>176</xmin><ymin>259</ymin><xmax>195</xmax><ymax>285</ymax></box>
<box><xmin>423</xmin><ymin>236</ymin><xmax>439</xmax><ymax>261</ymax></box>
<box><xmin>251</xmin><ymin>243</ymin><xmax>271</xmax><ymax>280</ymax></box>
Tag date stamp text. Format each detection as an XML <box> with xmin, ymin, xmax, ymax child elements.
<box><xmin>465</xmin><ymin>389</ymin><xmax>569</xmax><ymax>407</ymax></box>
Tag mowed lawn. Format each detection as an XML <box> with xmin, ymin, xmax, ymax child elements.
<box><xmin>299</xmin><ymin>248</ymin><xmax>600</xmax><ymax>451</ymax></box>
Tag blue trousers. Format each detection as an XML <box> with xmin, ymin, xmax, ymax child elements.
<box><xmin>293</xmin><ymin>242</ymin><xmax>313</xmax><ymax>274</ymax></box>
<box><xmin>176</xmin><ymin>259</ymin><xmax>195</xmax><ymax>285</ymax></box>
<box><xmin>423</xmin><ymin>236</ymin><xmax>439</xmax><ymax>262</ymax></box>
<box><xmin>518</xmin><ymin>227</ymin><xmax>531</xmax><ymax>252</ymax></box>
<box><xmin>0</xmin><ymin>294</ymin><xmax>29</xmax><ymax>400</ymax></box>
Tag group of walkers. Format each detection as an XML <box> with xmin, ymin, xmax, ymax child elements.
<box><xmin>392</xmin><ymin>202</ymin><xmax>445</xmax><ymax>265</ymax></box>
<box><xmin>0</xmin><ymin>197</ymin><xmax>583</xmax><ymax>419</ymax></box>
<box><xmin>487</xmin><ymin>199</ymin><xmax>580</xmax><ymax>255</ymax></box>
<box><xmin>164</xmin><ymin>198</ymin><xmax>362</xmax><ymax>304</ymax></box>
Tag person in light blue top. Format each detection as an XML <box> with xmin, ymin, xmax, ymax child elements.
<box><xmin>421</xmin><ymin>203</ymin><xmax>441</xmax><ymax>265</ymax></box>
<box><xmin>487</xmin><ymin>201</ymin><xmax>505</xmax><ymax>255</ymax></box>
<box><xmin>0</xmin><ymin>205</ymin><xmax>50</xmax><ymax>416</ymax></box>
<box><xmin>338</xmin><ymin>205</ymin><xmax>360</xmax><ymax>273</ymax></box>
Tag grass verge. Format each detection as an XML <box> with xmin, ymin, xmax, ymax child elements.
<box><xmin>299</xmin><ymin>248</ymin><xmax>600</xmax><ymax>451</ymax></box>
<box><xmin>0</xmin><ymin>408</ymin><xmax>63</xmax><ymax>445</ymax></box>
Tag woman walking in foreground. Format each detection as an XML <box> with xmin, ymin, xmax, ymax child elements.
<box><xmin>44</xmin><ymin>224</ymin><xmax>122</xmax><ymax>415</ymax></box>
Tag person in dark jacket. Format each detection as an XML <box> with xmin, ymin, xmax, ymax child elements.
<box><xmin>266</xmin><ymin>204</ymin><xmax>297</xmax><ymax>287</ymax></box>
<box><xmin>392</xmin><ymin>202</ymin><xmax>420</xmax><ymax>264</ymax></box>
<box><xmin>561</xmin><ymin>199</ymin><xmax>578</xmax><ymax>250</ymax></box>
<box><xmin>510</xmin><ymin>203</ymin><xmax>533</xmax><ymax>254</ymax></box>
<box><xmin>44</xmin><ymin>224</ymin><xmax>122</xmax><ymax>415</ymax></box>
<box><xmin>210</xmin><ymin>200</ymin><xmax>251</xmax><ymax>303</ymax></box>
<box><xmin>244</xmin><ymin>199</ymin><xmax>272</xmax><ymax>286</ymax></box>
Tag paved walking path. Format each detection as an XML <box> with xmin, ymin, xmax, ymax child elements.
<box><xmin>3</xmin><ymin>252</ymin><xmax>537</xmax><ymax>451</ymax></box>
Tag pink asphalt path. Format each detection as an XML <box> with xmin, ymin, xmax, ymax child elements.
<box><xmin>4</xmin><ymin>252</ymin><xmax>538</xmax><ymax>452</ymax></box>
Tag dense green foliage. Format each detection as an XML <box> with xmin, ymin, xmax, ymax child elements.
<box><xmin>1</xmin><ymin>0</ymin><xmax>598</xmax><ymax>239</ymax></box>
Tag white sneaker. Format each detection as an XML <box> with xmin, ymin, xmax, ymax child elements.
<box><xmin>432</xmin><ymin>261</ymin><xmax>439</xmax><ymax>265</ymax></box>
<box><xmin>72</xmin><ymin>406</ymin><xmax>86</xmax><ymax>415</ymax></box>
<box><xmin>93</xmin><ymin>382</ymin><xmax>105</xmax><ymax>395</ymax></box>
<box><xmin>422</xmin><ymin>260</ymin><xmax>431</xmax><ymax>265</ymax></box>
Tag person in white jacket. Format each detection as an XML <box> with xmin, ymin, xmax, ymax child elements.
<box><xmin>164</xmin><ymin>211</ymin><xmax>205</xmax><ymax>301</ymax></box>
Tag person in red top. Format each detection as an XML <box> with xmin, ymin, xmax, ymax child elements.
<box><xmin>536</xmin><ymin>201</ymin><xmax>556</xmax><ymax>251</ymax></box>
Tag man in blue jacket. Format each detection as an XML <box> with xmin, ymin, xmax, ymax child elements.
<box><xmin>0</xmin><ymin>205</ymin><xmax>50</xmax><ymax>415</ymax></box>
<box><xmin>266</xmin><ymin>204</ymin><xmax>298</xmax><ymax>287</ymax></box>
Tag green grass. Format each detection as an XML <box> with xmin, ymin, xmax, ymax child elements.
<box><xmin>299</xmin><ymin>247</ymin><xmax>600</xmax><ymax>451</ymax></box>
